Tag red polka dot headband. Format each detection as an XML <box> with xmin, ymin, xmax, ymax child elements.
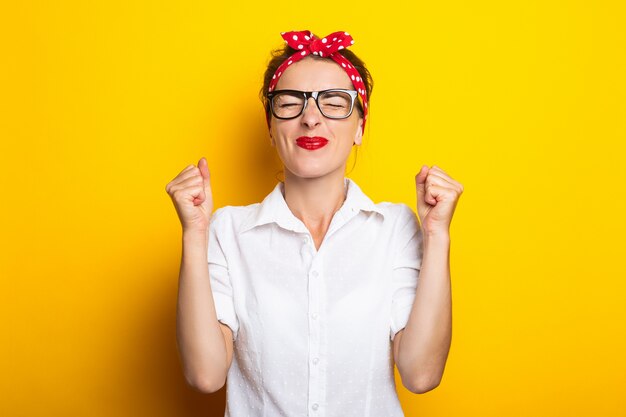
<box><xmin>267</xmin><ymin>30</ymin><xmax>369</xmax><ymax>134</ymax></box>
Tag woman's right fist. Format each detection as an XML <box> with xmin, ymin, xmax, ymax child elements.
<box><xmin>165</xmin><ymin>157</ymin><xmax>213</xmax><ymax>233</ymax></box>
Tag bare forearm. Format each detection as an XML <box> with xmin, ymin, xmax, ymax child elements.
<box><xmin>397</xmin><ymin>231</ymin><xmax>452</xmax><ymax>391</ymax></box>
<box><xmin>176</xmin><ymin>229</ymin><xmax>228</xmax><ymax>391</ymax></box>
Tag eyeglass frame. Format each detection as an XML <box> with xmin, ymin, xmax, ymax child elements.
<box><xmin>266</xmin><ymin>88</ymin><xmax>360</xmax><ymax>120</ymax></box>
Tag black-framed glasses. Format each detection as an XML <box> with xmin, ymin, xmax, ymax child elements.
<box><xmin>267</xmin><ymin>89</ymin><xmax>359</xmax><ymax>120</ymax></box>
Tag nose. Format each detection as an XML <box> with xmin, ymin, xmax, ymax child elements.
<box><xmin>300</xmin><ymin>97</ymin><xmax>322</xmax><ymax>129</ymax></box>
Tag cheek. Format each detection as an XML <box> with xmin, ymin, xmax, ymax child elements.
<box><xmin>334</xmin><ymin>118</ymin><xmax>360</xmax><ymax>140</ymax></box>
<box><xmin>270</xmin><ymin>119</ymin><xmax>286</xmax><ymax>139</ymax></box>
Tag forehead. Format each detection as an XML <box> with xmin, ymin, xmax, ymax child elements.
<box><xmin>275</xmin><ymin>57</ymin><xmax>354</xmax><ymax>91</ymax></box>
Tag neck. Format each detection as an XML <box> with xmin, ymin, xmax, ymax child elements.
<box><xmin>282</xmin><ymin>169</ymin><xmax>348</xmax><ymax>230</ymax></box>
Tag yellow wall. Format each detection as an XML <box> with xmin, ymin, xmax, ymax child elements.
<box><xmin>1</xmin><ymin>1</ymin><xmax>625</xmax><ymax>416</ymax></box>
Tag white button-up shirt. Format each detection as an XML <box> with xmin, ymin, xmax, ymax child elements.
<box><xmin>208</xmin><ymin>177</ymin><xmax>423</xmax><ymax>417</ymax></box>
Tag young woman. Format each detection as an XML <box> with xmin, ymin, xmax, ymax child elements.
<box><xmin>166</xmin><ymin>30</ymin><xmax>463</xmax><ymax>417</ymax></box>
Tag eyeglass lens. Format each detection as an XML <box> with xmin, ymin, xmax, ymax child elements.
<box><xmin>272</xmin><ymin>91</ymin><xmax>352</xmax><ymax>119</ymax></box>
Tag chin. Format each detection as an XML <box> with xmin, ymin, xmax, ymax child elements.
<box><xmin>287</xmin><ymin>168</ymin><xmax>326</xmax><ymax>179</ymax></box>
<box><xmin>287</xmin><ymin>163</ymin><xmax>345</xmax><ymax>180</ymax></box>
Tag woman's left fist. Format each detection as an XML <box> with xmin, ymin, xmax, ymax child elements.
<box><xmin>414</xmin><ymin>165</ymin><xmax>464</xmax><ymax>235</ymax></box>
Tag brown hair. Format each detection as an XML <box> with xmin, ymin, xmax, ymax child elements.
<box><xmin>259</xmin><ymin>38</ymin><xmax>374</xmax><ymax>125</ymax></box>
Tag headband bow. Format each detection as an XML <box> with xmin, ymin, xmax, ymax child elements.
<box><xmin>267</xmin><ymin>30</ymin><xmax>369</xmax><ymax>134</ymax></box>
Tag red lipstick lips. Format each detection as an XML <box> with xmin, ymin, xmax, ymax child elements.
<box><xmin>296</xmin><ymin>136</ymin><xmax>329</xmax><ymax>150</ymax></box>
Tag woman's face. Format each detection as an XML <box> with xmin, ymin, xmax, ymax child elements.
<box><xmin>269</xmin><ymin>57</ymin><xmax>363</xmax><ymax>180</ymax></box>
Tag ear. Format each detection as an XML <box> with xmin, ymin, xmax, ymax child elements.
<box><xmin>269</xmin><ymin>122</ymin><xmax>276</xmax><ymax>147</ymax></box>
<box><xmin>354</xmin><ymin>118</ymin><xmax>363</xmax><ymax>146</ymax></box>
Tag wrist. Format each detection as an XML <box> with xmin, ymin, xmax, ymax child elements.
<box><xmin>423</xmin><ymin>229</ymin><xmax>450</xmax><ymax>245</ymax></box>
<box><xmin>182</xmin><ymin>227</ymin><xmax>210</xmax><ymax>244</ymax></box>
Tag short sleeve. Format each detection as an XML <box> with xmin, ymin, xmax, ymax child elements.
<box><xmin>208</xmin><ymin>208</ymin><xmax>239</xmax><ymax>341</ymax></box>
<box><xmin>390</xmin><ymin>204</ymin><xmax>423</xmax><ymax>341</ymax></box>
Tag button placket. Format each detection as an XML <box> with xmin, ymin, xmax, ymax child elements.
<box><xmin>300</xmin><ymin>233</ymin><xmax>314</xmax><ymax>267</ymax></box>
<box><xmin>308</xmin><ymin>262</ymin><xmax>322</xmax><ymax>415</ymax></box>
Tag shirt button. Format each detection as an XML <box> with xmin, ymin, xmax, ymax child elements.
<box><xmin>311</xmin><ymin>403</ymin><xmax>319</xmax><ymax>411</ymax></box>
<box><xmin>303</xmin><ymin>236</ymin><xmax>309</xmax><ymax>244</ymax></box>
<box><xmin>311</xmin><ymin>313</ymin><xmax>318</xmax><ymax>320</ymax></box>
<box><xmin>311</xmin><ymin>270</ymin><xmax>319</xmax><ymax>277</ymax></box>
<box><xmin>312</xmin><ymin>357</ymin><xmax>319</xmax><ymax>365</ymax></box>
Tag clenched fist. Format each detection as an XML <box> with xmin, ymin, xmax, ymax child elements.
<box><xmin>414</xmin><ymin>165</ymin><xmax>463</xmax><ymax>235</ymax></box>
<box><xmin>165</xmin><ymin>157</ymin><xmax>213</xmax><ymax>233</ymax></box>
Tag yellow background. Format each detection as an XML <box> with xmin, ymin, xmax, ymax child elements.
<box><xmin>1</xmin><ymin>1</ymin><xmax>625</xmax><ymax>416</ymax></box>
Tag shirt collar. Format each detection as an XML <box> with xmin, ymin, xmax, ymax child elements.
<box><xmin>239</xmin><ymin>177</ymin><xmax>385</xmax><ymax>234</ymax></box>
